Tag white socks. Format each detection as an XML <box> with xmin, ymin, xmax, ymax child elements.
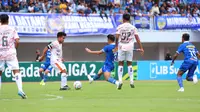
<box><xmin>61</xmin><ymin>73</ymin><xmax>67</xmax><ymax>88</ymax></box>
<box><xmin>118</xmin><ymin>66</ymin><xmax>123</xmax><ymax>83</ymax></box>
<box><xmin>128</xmin><ymin>66</ymin><xmax>134</xmax><ymax>84</ymax></box>
<box><xmin>14</xmin><ymin>73</ymin><xmax>23</xmax><ymax>92</ymax></box>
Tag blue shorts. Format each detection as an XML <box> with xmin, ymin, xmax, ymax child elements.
<box><xmin>179</xmin><ymin>61</ymin><xmax>197</xmax><ymax>77</ymax></box>
<box><xmin>102</xmin><ymin>65</ymin><xmax>114</xmax><ymax>73</ymax></box>
<box><xmin>40</xmin><ymin>63</ymin><xmax>53</xmax><ymax>71</ymax></box>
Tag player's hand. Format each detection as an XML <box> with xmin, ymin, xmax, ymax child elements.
<box><xmin>85</xmin><ymin>48</ymin><xmax>91</xmax><ymax>53</ymax></box>
<box><xmin>112</xmin><ymin>47</ymin><xmax>118</xmax><ymax>53</ymax></box>
<box><xmin>140</xmin><ymin>49</ymin><xmax>144</xmax><ymax>56</ymax></box>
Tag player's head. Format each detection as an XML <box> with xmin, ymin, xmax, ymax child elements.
<box><xmin>0</xmin><ymin>14</ymin><xmax>9</xmax><ymax>25</ymax></box>
<box><xmin>123</xmin><ymin>13</ymin><xmax>130</xmax><ymax>23</ymax></box>
<box><xmin>107</xmin><ymin>34</ymin><xmax>115</xmax><ymax>44</ymax></box>
<box><xmin>57</xmin><ymin>32</ymin><xmax>66</xmax><ymax>44</ymax></box>
<box><xmin>182</xmin><ymin>33</ymin><xmax>190</xmax><ymax>43</ymax></box>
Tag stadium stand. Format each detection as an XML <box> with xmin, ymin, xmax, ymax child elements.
<box><xmin>0</xmin><ymin>0</ymin><xmax>199</xmax><ymax>17</ymax></box>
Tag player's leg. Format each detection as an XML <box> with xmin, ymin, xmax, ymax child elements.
<box><xmin>87</xmin><ymin>68</ymin><xmax>103</xmax><ymax>83</ymax></box>
<box><xmin>177</xmin><ymin>62</ymin><xmax>190</xmax><ymax>92</ymax></box>
<box><xmin>7</xmin><ymin>58</ymin><xmax>27</xmax><ymax>99</ymax></box>
<box><xmin>0</xmin><ymin>61</ymin><xmax>5</xmax><ymax>90</ymax></box>
<box><xmin>52</xmin><ymin>62</ymin><xmax>70</xmax><ymax>90</ymax></box>
<box><xmin>118</xmin><ymin>49</ymin><xmax>125</xmax><ymax>84</ymax></box>
<box><xmin>186</xmin><ymin>64</ymin><xmax>198</xmax><ymax>84</ymax></box>
<box><xmin>0</xmin><ymin>71</ymin><xmax>2</xmax><ymax>90</ymax></box>
<box><xmin>39</xmin><ymin>68</ymin><xmax>45</xmax><ymax>85</ymax></box>
<box><xmin>103</xmin><ymin>66</ymin><xmax>122</xmax><ymax>90</ymax></box>
<box><xmin>41</xmin><ymin>66</ymin><xmax>52</xmax><ymax>86</ymax></box>
<box><xmin>126</xmin><ymin>50</ymin><xmax>134</xmax><ymax>88</ymax></box>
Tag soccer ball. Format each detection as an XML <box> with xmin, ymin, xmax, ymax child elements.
<box><xmin>73</xmin><ymin>81</ymin><xmax>82</xmax><ymax>90</ymax></box>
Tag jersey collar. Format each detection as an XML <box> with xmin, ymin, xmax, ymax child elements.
<box><xmin>110</xmin><ymin>43</ymin><xmax>115</xmax><ymax>45</ymax></box>
<box><xmin>184</xmin><ymin>41</ymin><xmax>189</xmax><ymax>43</ymax></box>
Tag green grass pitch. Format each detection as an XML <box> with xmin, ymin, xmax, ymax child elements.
<box><xmin>0</xmin><ymin>81</ymin><xmax>200</xmax><ymax>112</ymax></box>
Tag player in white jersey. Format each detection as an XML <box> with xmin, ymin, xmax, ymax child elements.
<box><xmin>39</xmin><ymin>32</ymin><xmax>70</xmax><ymax>90</ymax></box>
<box><xmin>0</xmin><ymin>14</ymin><xmax>27</xmax><ymax>99</ymax></box>
<box><xmin>115</xmin><ymin>14</ymin><xmax>144</xmax><ymax>89</ymax></box>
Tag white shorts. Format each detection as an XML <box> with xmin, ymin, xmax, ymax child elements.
<box><xmin>0</xmin><ymin>56</ymin><xmax>19</xmax><ymax>72</ymax></box>
<box><xmin>51</xmin><ymin>61</ymin><xmax>67</xmax><ymax>73</ymax></box>
<box><xmin>118</xmin><ymin>49</ymin><xmax>133</xmax><ymax>62</ymax></box>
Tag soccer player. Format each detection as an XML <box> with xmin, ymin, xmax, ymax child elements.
<box><xmin>39</xmin><ymin>32</ymin><xmax>70</xmax><ymax>90</ymax></box>
<box><xmin>0</xmin><ymin>14</ymin><xmax>27</xmax><ymax>99</ymax></box>
<box><xmin>114</xmin><ymin>13</ymin><xmax>144</xmax><ymax>88</ymax></box>
<box><xmin>171</xmin><ymin>33</ymin><xmax>200</xmax><ymax>92</ymax></box>
<box><xmin>39</xmin><ymin>43</ymin><xmax>53</xmax><ymax>86</ymax></box>
<box><xmin>86</xmin><ymin>34</ymin><xmax>122</xmax><ymax>89</ymax></box>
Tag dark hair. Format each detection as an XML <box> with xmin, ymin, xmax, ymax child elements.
<box><xmin>57</xmin><ymin>32</ymin><xmax>66</xmax><ymax>38</ymax></box>
<box><xmin>123</xmin><ymin>13</ymin><xmax>130</xmax><ymax>21</ymax></box>
<box><xmin>107</xmin><ymin>34</ymin><xmax>115</xmax><ymax>42</ymax></box>
<box><xmin>0</xmin><ymin>14</ymin><xmax>9</xmax><ymax>24</ymax></box>
<box><xmin>182</xmin><ymin>33</ymin><xmax>190</xmax><ymax>41</ymax></box>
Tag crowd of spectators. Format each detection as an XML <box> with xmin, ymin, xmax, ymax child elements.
<box><xmin>0</xmin><ymin>0</ymin><xmax>200</xmax><ymax>17</ymax></box>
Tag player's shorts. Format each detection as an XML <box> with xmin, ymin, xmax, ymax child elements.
<box><xmin>51</xmin><ymin>61</ymin><xmax>66</xmax><ymax>73</ymax></box>
<box><xmin>118</xmin><ymin>49</ymin><xmax>133</xmax><ymax>62</ymax></box>
<box><xmin>102</xmin><ymin>64</ymin><xmax>114</xmax><ymax>73</ymax></box>
<box><xmin>0</xmin><ymin>56</ymin><xmax>19</xmax><ymax>72</ymax></box>
<box><xmin>179</xmin><ymin>61</ymin><xmax>198</xmax><ymax>77</ymax></box>
<box><xmin>40</xmin><ymin>63</ymin><xmax>53</xmax><ymax>71</ymax></box>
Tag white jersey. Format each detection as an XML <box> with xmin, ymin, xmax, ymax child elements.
<box><xmin>0</xmin><ymin>25</ymin><xmax>19</xmax><ymax>60</ymax></box>
<box><xmin>116</xmin><ymin>23</ymin><xmax>138</xmax><ymax>51</ymax></box>
<box><xmin>48</xmin><ymin>40</ymin><xmax>63</xmax><ymax>63</ymax></box>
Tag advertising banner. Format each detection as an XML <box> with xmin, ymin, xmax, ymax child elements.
<box><xmin>155</xmin><ymin>16</ymin><xmax>200</xmax><ymax>30</ymax></box>
<box><xmin>5</xmin><ymin>13</ymin><xmax>116</xmax><ymax>36</ymax></box>
<box><xmin>137</xmin><ymin>61</ymin><xmax>200</xmax><ymax>80</ymax></box>
<box><xmin>114</xmin><ymin>14</ymin><xmax>150</xmax><ymax>29</ymax></box>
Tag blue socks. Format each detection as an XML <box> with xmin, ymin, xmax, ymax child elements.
<box><xmin>177</xmin><ymin>76</ymin><xmax>183</xmax><ymax>88</ymax></box>
<box><xmin>93</xmin><ymin>74</ymin><xmax>101</xmax><ymax>80</ymax></box>
<box><xmin>43</xmin><ymin>75</ymin><xmax>48</xmax><ymax>82</ymax></box>
<box><xmin>40</xmin><ymin>72</ymin><xmax>44</xmax><ymax>80</ymax></box>
<box><xmin>107</xmin><ymin>77</ymin><xmax>116</xmax><ymax>84</ymax></box>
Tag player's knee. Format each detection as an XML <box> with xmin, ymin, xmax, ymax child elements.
<box><xmin>44</xmin><ymin>70</ymin><xmax>49</xmax><ymax>75</ymax></box>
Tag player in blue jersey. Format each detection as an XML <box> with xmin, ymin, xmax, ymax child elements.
<box><xmin>85</xmin><ymin>34</ymin><xmax>122</xmax><ymax>89</ymax></box>
<box><xmin>39</xmin><ymin>43</ymin><xmax>53</xmax><ymax>86</ymax></box>
<box><xmin>171</xmin><ymin>33</ymin><xmax>200</xmax><ymax>92</ymax></box>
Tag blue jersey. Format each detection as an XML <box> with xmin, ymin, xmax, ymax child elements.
<box><xmin>177</xmin><ymin>41</ymin><xmax>198</xmax><ymax>64</ymax></box>
<box><xmin>102</xmin><ymin>43</ymin><xmax>115</xmax><ymax>69</ymax></box>
<box><xmin>45</xmin><ymin>49</ymin><xmax>51</xmax><ymax>64</ymax></box>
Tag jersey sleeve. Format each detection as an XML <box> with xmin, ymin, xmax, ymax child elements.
<box><xmin>13</xmin><ymin>30</ymin><xmax>19</xmax><ymax>39</ymax></box>
<box><xmin>176</xmin><ymin>44</ymin><xmax>184</xmax><ymax>54</ymax></box>
<box><xmin>133</xmin><ymin>27</ymin><xmax>139</xmax><ymax>35</ymax></box>
<box><xmin>47</xmin><ymin>41</ymin><xmax>56</xmax><ymax>49</ymax></box>
<box><xmin>116</xmin><ymin>25</ymin><xmax>121</xmax><ymax>34</ymax></box>
<box><xmin>102</xmin><ymin>46</ymin><xmax>108</xmax><ymax>53</ymax></box>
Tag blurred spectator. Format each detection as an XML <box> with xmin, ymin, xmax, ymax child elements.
<box><xmin>28</xmin><ymin>3</ymin><xmax>34</xmax><ymax>13</ymax></box>
<box><xmin>2</xmin><ymin>0</ymin><xmax>10</xmax><ymax>12</ymax></box>
<box><xmin>19</xmin><ymin>0</ymin><xmax>28</xmax><ymax>13</ymax></box>
<box><xmin>146</xmin><ymin>0</ymin><xmax>153</xmax><ymax>11</ymax></box>
<box><xmin>151</xmin><ymin>3</ymin><xmax>160</xmax><ymax>16</ymax></box>
<box><xmin>48</xmin><ymin>5</ymin><xmax>57</xmax><ymax>13</ymax></box>
<box><xmin>98</xmin><ymin>0</ymin><xmax>106</xmax><ymax>11</ymax></box>
<box><xmin>134</xmin><ymin>10</ymin><xmax>142</xmax><ymax>16</ymax></box>
<box><xmin>34</xmin><ymin>2</ymin><xmax>42</xmax><ymax>13</ymax></box>
<box><xmin>113</xmin><ymin>4</ymin><xmax>120</xmax><ymax>13</ymax></box>
<box><xmin>10</xmin><ymin>2</ymin><xmax>19</xmax><ymax>12</ymax></box>
<box><xmin>165</xmin><ymin>51</ymin><xmax>172</xmax><ymax>61</ymax></box>
<box><xmin>100</xmin><ymin>9</ymin><xmax>108</xmax><ymax>21</ymax></box>
<box><xmin>77</xmin><ymin>2</ymin><xmax>85</xmax><ymax>15</ymax></box>
<box><xmin>85</xmin><ymin>5</ymin><xmax>92</xmax><ymax>16</ymax></box>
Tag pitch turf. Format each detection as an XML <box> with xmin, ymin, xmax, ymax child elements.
<box><xmin>0</xmin><ymin>81</ymin><xmax>200</xmax><ymax>112</ymax></box>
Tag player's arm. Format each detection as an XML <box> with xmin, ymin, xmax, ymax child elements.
<box><xmin>39</xmin><ymin>47</ymin><xmax>48</xmax><ymax>62</ymax></box>
<box><xmin>135</xmin><ymin>34</ymin><xmax>144</xmax><ymax>55</ymax></box>
<box><xmin>171</xmin><ymin>53</ymin><xmax>179</xmax><ymax>66</ymax></box>
<box><xmin>85</xmin><ymin>48</ymin><xmax>104</xmax><ymax>55</ymax></box>
<box><xmin>15</xmin><ymin>38</ymin><xmax>20</xmax><ymax>49</ymax></box>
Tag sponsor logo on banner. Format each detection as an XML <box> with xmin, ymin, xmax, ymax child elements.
<box><xmin>156</xmin><ymin>17</ymin><xmax>166</xmax><ymax>30</ymax></box>
<box><xmin>138</xmin><ymin>61</ymin><xmax>200</xmax><ymax>80</ymax></box>
<box><xmin>155</xmin><ymin>16</ymin><xmax>200</xmax><ymax>30</ymax></box>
